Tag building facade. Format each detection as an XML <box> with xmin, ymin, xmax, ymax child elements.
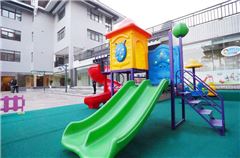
<box><xmin>0</xmin><ymin>0</ymin><xmax>124</xmax><ymax>91</ymax></box>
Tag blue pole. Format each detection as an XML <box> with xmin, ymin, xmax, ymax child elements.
<box><xmin>130</xmin><ymin>69</ymin><xmax>134</xmax><ymax>80</ymax></box>
<box><xmin>111</xmin><ymin>72</ymin><xmax>114</xmax><ymax>96</ymax></box>
<box><xmin>192</xmin><ymin>67</ymin><xmax>196</xmax><ymax>90</ymax></box>
<box><xmin>179</xmin><ymin>37</ymin><xmax>185</xmax><ymax>119</ymax></box>
<box><xmin>168</xmin><ymin>30</ymin><xmax>175</xmax><ymax>129</ymax></box>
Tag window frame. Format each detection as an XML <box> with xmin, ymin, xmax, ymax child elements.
<box><xmin>0</xmin><ymin>49</ymin><xmax>21</xmax><ymax>62</ymax></box>
<box><xmin>57</xmin><ymin>6</ymin><xmax>65</xmax><ymax>21</ymax></box>
<box><xmin>88</xmin><ymin>9</ymin><xmax>103</xmax><ymax>23</ymax></box>
<box><xmin>1</xmin><ymin>4</ymin><xmax>22</xmax><ymax>21</ymax></box>
<box><xmin>87</xmin><ymin>29</ymin><xmax>103</xmax><ymax>42</ymax></box>
<box><xmin>57</xmin><ymin>27</ymin><xmax>65</xmax><ymax>41</ymax></box>
<box><xmin>105</xmin><ymin>17</ymin><xmax>112</xmax><ymax>32</ymax></box>
<box><xmin>0</xmin><ymin>27</ymin><xmax>21</xmax><ymax>41</ymax></box>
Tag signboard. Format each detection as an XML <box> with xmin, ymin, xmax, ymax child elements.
<box><xmin>221</xmin><ymin>46</ymin><xmax>240</xmax><ymax>57</ymax></box>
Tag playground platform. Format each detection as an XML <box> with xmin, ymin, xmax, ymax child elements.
<box><xmin>1</xmin><ymin>91</ymin><xmax>239</xmax><ymax>158</ymax></box>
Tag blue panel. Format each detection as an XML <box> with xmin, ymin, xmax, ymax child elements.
<box><xmin>148</xmin><ymin>44</ymin><xmax>181</xmax><ymax>85</ymax></box>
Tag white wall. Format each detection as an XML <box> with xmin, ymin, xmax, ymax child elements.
<box><xmin>32</xmin><ymin>10</ymin><xmax>54</xmax><ymax>72</ymax></box>
<box><xmin>1</xmin><ymin>7</ymin><xmax>33</xmax><ymax>73</ymax></box>
<box><xmin>183</xmin><ymin>14</ymin><xmax>240</xmax><ymax>45</ymax></box>
<box><xmin>53</xmin><ymin>1</ymin><xmax>71</xmax><ymax>54</ymax></box>
<box><xmin>70</xmin><ymin>1</ymin><xmax>108</xmax><ymax>51</ymax></box>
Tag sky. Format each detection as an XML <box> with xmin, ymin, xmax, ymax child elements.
<box><xmin>100</xmin><ymin>0</ymin><xmax>228</xmax><ymax>29</ymax></box>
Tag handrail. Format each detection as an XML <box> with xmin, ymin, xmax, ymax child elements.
<box><xmin>176</xmin><ymin>69</ymin><xmax>225</xmax><ymax>134</ymax></box>
<box><xmin>181</xmin><ymin>70</ymin><xmax>224</xmax><ymax>108</ymax></box>
<box><xmin>176</xmin><ymin>70</ymin><xmax>224</xmax><ymax>106</ymax></box>
<box><xmin>176</xmin><ymin>71</ymin><xmax>222</xmax><ymax>111</ymax></box>
<box><xmin>179</xmin><ymin>74</ymin><xmax>222</xmax><ymax>113</ymax></box>
<box><xmin>183</xmin><ymin>70</ymin><xmax>224</xmax><ymax>100</ymax></box>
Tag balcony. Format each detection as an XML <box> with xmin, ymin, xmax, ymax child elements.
<box><xmin>74</xmin><ymin>43</ymin><xmax>109</xmax><ymax>61</ymax></box>
<box><xmin>54</xmin><ymin>55</ymin><xmax>68</xmax><ymax>67</ymax></box>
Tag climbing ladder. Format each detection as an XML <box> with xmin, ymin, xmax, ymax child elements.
<box><xmin>176</xmin><ymin>70</ymin><xmax>225</xmax><ymax>135</ymax></box>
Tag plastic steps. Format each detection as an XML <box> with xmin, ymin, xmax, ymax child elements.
<box><xmin>178</xmin><ymin>91</ymin><xmax>191</xmax><ymax>95</ymax></box>
<box><xmin>210</xmin><ymin>119</ymin><xmax>223</xmax><ymax>127</ymax></box>
<box><xmin>188</xmin><ymin>99</ymin><xmax>201</xmax><ymax>105</ymax></box>
<box><xmin>198</xmin><ymin>109</ymin><xmax>212</xmax><ymax>115</ymax></box>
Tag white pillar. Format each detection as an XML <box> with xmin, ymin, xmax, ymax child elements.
<box><xmin>33</xmin><ymin>75</ymin><xmax>37</xmax><ymax>87</ymax></box>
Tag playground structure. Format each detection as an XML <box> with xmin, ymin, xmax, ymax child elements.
<box><xmin>1</xmin><ymin>95</ymin><xmax>25</xmax><ymax>113</ymax></box>
<box><xmin>203</xmin><ymin>74</ymin><xmax>217</xmax><ymax>97</ymax></box>
<box><xmin>84</xmin><ymin>64</ymin><xmax>121</xmax><ymax>109</ymax></box>
<box><xmin>62</xmin><ymin>20</ymin><xmax>226</xmax><ymax>158</ymax></box>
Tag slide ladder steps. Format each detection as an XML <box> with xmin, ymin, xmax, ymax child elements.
<box><xmin>176</xmin><ymin>70</ymin><xmax>225</xmax><ymax>135</ymax></box>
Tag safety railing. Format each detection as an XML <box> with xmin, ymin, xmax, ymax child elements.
<box><xmin>146</xmin><ymin>0</ymin><xmax>240</xmax><ymax>34</ymax></box>
<box><xmin>74</xmin><ymin>43</ymin><xmax>109</xmax><ymax>61</ymax></box>
<box><xmin>177</xmin><ymin>72</ymin><xmax>222</xmax><ymax>113</ymax></box>
<box><xmin>176</xmin><ymin>70</ymin><xmax>225</xmax><ymax>135</ymax></box>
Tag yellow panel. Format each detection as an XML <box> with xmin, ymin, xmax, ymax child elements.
<box><xmin>109</xmin><ymin>30</ymin><xmax>133</xmax><ymax>70</ymax></box>
<box><xmin>132</xmin><ymin>31</ymin><xmax>148</xmax><ymax>70</ymax></box>
<box><xmin>109</xmin><ymin>29</ymin><xmax>149</xmax><ymax>71</ymax></box>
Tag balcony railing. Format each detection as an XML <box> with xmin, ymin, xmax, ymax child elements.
<box><xmin>74</xmin><ymin>43</ymin><xmax>109</xmax><ymax>61</ymax></box>
<box><xmin>54</xmin><ymin>61</ymin><xmax>64</xmax><ymax>67</ymax></box>
<box><xmin>146</xmin><ymin>0</ymin><xmax>240</xmax><ymax>34</ymax></box>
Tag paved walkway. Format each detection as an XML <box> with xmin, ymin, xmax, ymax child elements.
<box><xmin>0</xmin><ymin>88</ymin><xmax>103</xmax><ymax>113</ymax></box>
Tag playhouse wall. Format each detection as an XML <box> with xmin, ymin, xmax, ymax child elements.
<box><xmin>109</xmin><ymin>30</ymin><xmax>133</xmax><ymax>70</ymax></box>
<box><xmin>109</xmin><ymin>30</ymin><xmax>148</xmax><ymax>71</ymax></box>
<box><xmin>148</xmin><ymin>44</ymin><xmax>181</xmax><ymax>85</ymax></box>
<box><xmin>132</xmin><ymin>31</ymin><xmax>149</xmax><ymax>70</ymax></box>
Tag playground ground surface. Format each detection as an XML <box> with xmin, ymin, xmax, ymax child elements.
<box><xmin>1</xmin><ymin>90</ymin><xmax>240</xmax><ymax>158</ymax></box>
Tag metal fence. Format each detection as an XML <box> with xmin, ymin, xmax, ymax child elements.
<box><xmin>146</xmin><ymin>0</ymin><xmax>240</xmax><ymax>34</ymax></box>
<box><xmin>74</xmin><ymin>43</ymin><xmax>109</xmax><ymax>61</ymax></box>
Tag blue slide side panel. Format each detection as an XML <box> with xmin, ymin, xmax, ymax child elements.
<box><xmin>148</xmin><ymin>44</ymin><xmax>181</xmax><ymax>85</ymax></box>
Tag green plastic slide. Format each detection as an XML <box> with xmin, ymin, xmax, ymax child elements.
<box><xmin>62</xmin><ymin>79</ymin><xmax>169</xmax><ymax>158</ymax></box>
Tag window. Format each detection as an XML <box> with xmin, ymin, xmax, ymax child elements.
<box><xmin>87</xmin><ymin>29</ymin><xmax>103</xmax><ymax>42</ymax></box>
<box><xmin>87</xmin><ymin>9</ymin><xmax>103</xmax><ymax>23</ymax></box>
<box><xmin>0</xmin><ymin>27</ymin><xmax>21</xmax><ymax>41</ymax></box>
<box><xmin>57</xmin><ymin>6</ymin><xmax>65</xmax><ymax>21</ymax></box>
<box><xmin>0</xmin><ymin>49</ymin><xmax>21</xmax><ymax>62</ymax></box>
<box><xmin>105</xmin><ymin>17</ymin><xmax>112</xmax><ymax>32</ymax></box>
<box><xmin>1</xmin><ymin>4</ymin><xmax>22</xmax><ymax>21</ymax></box>
<box><xmin>57</xmin><ymin>27</ymin><xmax>65</xmax><ymax>41</ymax></box>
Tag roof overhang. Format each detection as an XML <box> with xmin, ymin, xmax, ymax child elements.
<box><xmin>2</xmin><ymin>0</ymin><xmax>34</xmax><ymax>12</ymax></box>
<box><xmin>39</xmin><ymin>0</ymin><xmax>124</xmax><ymax>22</ymax></box>
<box><xmin>43</xmin><ymin>0</ymin><xmax>67</xmax><ymax>14</ymax></box>
<box><xmin>79</xmin><ymin>0</ymin><xmax>125</xmax><ymax>22</ymax></box>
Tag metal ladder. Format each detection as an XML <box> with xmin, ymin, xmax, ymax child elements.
<box><xmin>176</xmin><ymin>70</ymin><xmax>225</xmax><ymax>135</ymax></box>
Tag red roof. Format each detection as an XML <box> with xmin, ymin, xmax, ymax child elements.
<box><xmin>106</xmin><ymin>22</ymin><xmax>152</xmax><ymax>39</ymax></box>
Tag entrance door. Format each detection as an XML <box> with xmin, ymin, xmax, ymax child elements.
<box><xmin>60</xmin><ymin>77</ymin><xmax>65</xmax><ymax>86</ymax></box>
<box><xmin>37</xmin><ymin>76</ymin><xmax>44</xmax><ymax>87</ymax></box>
<box><xmin>1</xmin><ymin>76</ymin><xmax>14</xmax><ymax>91</ymax></box>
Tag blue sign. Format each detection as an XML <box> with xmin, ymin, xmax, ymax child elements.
<box><xmin>221</xmin><ymin>46</ymin><xmax>240</xmax><ymax>57</ymax></box>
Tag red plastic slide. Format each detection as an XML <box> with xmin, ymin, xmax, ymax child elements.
<box><xmin>84</xmin><ymin>64</ymin><xmax>121</xmax><ymax>109</ymax></box>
